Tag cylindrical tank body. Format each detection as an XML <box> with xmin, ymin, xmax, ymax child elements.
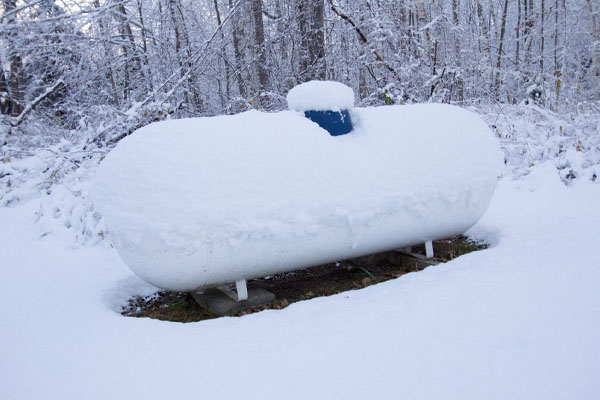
<box><xmin>93</xmin><ymin>102</ymin><xmax>503</xmax><ymax>292</ymax></box>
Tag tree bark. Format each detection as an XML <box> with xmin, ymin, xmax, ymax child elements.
<box><xmin>0</xmin><ymin>56</ymin><xmax>10</xmax><ymax>115</ymax></box>
<box><xmin>451</xmin><ymin>0</ymin><xmax>464</xmax><ymax>102</ymax></box>
<box><xmin>476</xmin><ymin>0</ymin><xmax>491</xmax><ymax>64</ymax></box>
<box><xmin>213</xmin><ymin>0</ymin><xmax>229</xmax><ymax>108</ymax></box>
<box><xmin>251</xmin><ymin>0</ymin><xmax>269</xmax><ymax>93</ymax></box>
<box><xmin>540</xmin><ymin>0</ymin><xmax>545</xmax><ymax>75</ymax></box>
<box><xmin>297</xmin><ymin>0</ymin><xmax>326</xmax><ymax>82</ymax></box>
<box><xmin>2</xmin><ymin>0</ymin><xmax>25</xmax><ymax>116</ymax></box>
<box><xmin>94</xmin><ymin>0</ymin><xmax>120</xmax><ymax>106</ymax></box>
<box><xmin>229</xmin><ymin>0</ymin><xmax>247</xmax><ymax>98</ymax></box>
<box><xmin>524</xmin><ymin>0</ymin><xmax>534</xmax><ymax>63</ymax></box>
<box><xmin>495</xmin><ymin>0</ymin><xmax>509</xmax><ymax>97</ymax></box>
<box><xmin>116</xmin><ymin>1</ymin><xmax>139</xmax><ymax>104</ymax></box>
<box><xmin>136</xmin><ymin>0</ymin><xmax>154</xmax><ymax>92</ymax></box>
<box><xmin>168</xmin><ymin>0</ymin><xmax>201</xmax><ymax>112</ymax></box>
<box><xmin>516</xmin><ymin>0</ymin><xmax>521</xmax><ymax>66</ymax></box>
<box><xmin>587</xmin><ymin>0</ymin><xmax>600</xmax><ymax>99</ymax></box>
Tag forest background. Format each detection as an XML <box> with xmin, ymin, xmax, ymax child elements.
<box><xmin>1</xmin><ymin>0</ymin><xmax>598</xmax><ymax>138</ymax></box>
<box><xmin>0</xmin><ymin>0</ymin><xmax>599</xmax><ymax>242</ymax></box>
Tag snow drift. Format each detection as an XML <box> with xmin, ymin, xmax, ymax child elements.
<box><xmin>287</xmin><ymin>80</ymin><xmax>355</xmax><ymax>112</ymax></box>
<box><xmin>93</xmin><ymin>83</ymin><xmax>503</xmax><ymax>292</ymax></box>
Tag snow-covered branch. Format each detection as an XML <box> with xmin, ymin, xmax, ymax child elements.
<box><xmin>10</xmin><ymin>79</ymin><xmax>64</xmax><ymax>127</ymax></box>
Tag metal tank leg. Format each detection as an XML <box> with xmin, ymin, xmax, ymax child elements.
<box><xmin>396</xmin><ymin>241</ymin><xmax>434</xmax><ymax>259</ymax></box>
<box><xmin>425</xmin><ymin>240</ymin><xmax>434</xmax><ymax>259</ymax></box>
<box><xmin>217</xmin><ymin>279</ymin><xmax>249</xmax><ymax>302</ymax></box>
<box><xmin>235</xmin><ymin>279</ymin><xmax>248</xmax><ymax>301</ymax></box>
<box><xmin>194</xmin><ymin>279</ymin><xmax>274</xmax><ymax>316</ymax></box>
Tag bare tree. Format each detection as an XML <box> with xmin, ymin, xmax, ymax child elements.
<box><xmin>496</xmin><ymin>0</ymin><xmax>510</xmax><ymax>97</ymax></box>
<box><xmin>296</xmin><ymin>0</ymin><xmax>326</xmax><ymax>82</ymax></box>
<box><xmin>229</xmin><ymin>0</ymin><xmax>247</xmax><ymax>99</ymax></box>
<box><xmin>587</xmin><ymin>0</ymin><xmax>600</xmax><ymax>99</ymax></box>
<box><xmin>251</xmin><ymin>0</ymin><xmax>269</xmax><ymax>96</ymax></box>
<box><xmin>0</xmin><ymin>0</ymin><xmax>598</xmax><ymax>139</ymax></box>
<box><xmin>1</xmin><ymin>0</ymin><xmax>24</xmax><ymax>116</ymax></box>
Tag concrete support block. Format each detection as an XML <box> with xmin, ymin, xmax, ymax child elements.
<box><xmin>192</xmin><ymin>287</ymin><xmax>275</xmax><ymax>316</ymax></box>
<box><xmin>396</xmin><ymin>252</ymin><xmax>440</xmax><ymax>269</ymax></box>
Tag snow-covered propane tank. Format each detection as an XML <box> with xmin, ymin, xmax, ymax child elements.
<box><xmin>93</xmin><ymin>81</ymin><xmax>503</xmax><ymax>292</ymax></box>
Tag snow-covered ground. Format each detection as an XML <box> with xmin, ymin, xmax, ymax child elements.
<box><xmin>1</xmin><ymin>161</ymin><xmax>599</xmax><ymax>399</ymax></box>
<box><xmin>1</xmin><ymin>103</ymin><xmax>600</xmax><ymax>399</ymax></box>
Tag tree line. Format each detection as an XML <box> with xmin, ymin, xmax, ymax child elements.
<box><xmin>0</xmin><ymin>0</ymin><xmax>598</xmax><ymax>142</ymax></box>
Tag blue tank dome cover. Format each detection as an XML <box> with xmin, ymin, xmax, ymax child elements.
<box><xmin>286</xmin><ymin>81</ymin><xmax>355</xmax><ymax>136</ymax></box>
<box><xmin>304</xmin><ymin>109</ymin><xmax>353</xmax><ymax>136</ymax></box>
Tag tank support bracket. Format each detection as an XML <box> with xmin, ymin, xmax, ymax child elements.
<box><xmin>217</xmin><ymin>279</ymin><xmax>249</xmax><ymax>302</ymax></box>
<box><xmin>396</xmin><ymin>240</ymin><xmax>434</xmax><ymax>259</ymax></box>
<box><xmin>235</xmin><ymin>279</ymin><xmax>248</xmax><ymax>301</ymax></box>
<box><xmin>425</xmin><ymin>240</ymin><xmax>434</xmax><ymax>259</ymax></box>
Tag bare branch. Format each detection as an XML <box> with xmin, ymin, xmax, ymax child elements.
<box><xmin>10</xmin><ymin>79</ymin><xmax>64</xmax><ymax>127</ymax></box>
<box><xmin>326</xmin><ymin>0</ymin><xmax>399</xmax><ymax>77</ymax></box>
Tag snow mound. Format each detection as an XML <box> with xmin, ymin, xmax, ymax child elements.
<box><xmin>287</xmin><ymin>80</ymin><xmax>355</xmax><ymax>111</ymax></box>
<box><xmin>93</xmin><ymin>104</ymin><xmax>503</xmax><ymax>291</ymax></box>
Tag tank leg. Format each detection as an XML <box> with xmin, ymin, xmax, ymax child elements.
<box><xmin>235</xmin><ymin>279</ymin><xmax>248</xmax><ymax>302</ymax></box>
<box><xmin>217</xmin><ymin>279</ymin><xmax>249</xmax><ymax>302</ymax></box>
<box><xmin>396</xmin><ymin>242</ymin><xmax>434</xmax><ymax>259</ymax></box>
<box><xmin>425</xmin><ymin>240</ymin><xmax>434</xmax><ymax>259</ymax></box>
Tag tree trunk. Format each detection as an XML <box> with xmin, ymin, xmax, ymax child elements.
<box><xmin>251</xmin><ymin>0</ymin><xmax>269</xmax><ymax>94</ymax></box>
<box><xmin>495</xmin><ymin>0</ymin><xmax>509</xmax><ymax>97</ymax></box>
<box><xmin>452</xmin><ymin>0</ymin><xmax>461</xmax><ymax>65</ymax></box>
<box><xmin>516</xmin><ymin>0</ymin><xmax>521</xmax><ymax>65</ymax></box>
<box><xmin>311</xmin><ymin>0</ymin><xmax>326</xmax><ymax>80</ymax></box>
<box><xmin>94</xmin><ymin>0</ymin><xmax>120</xmax><ymax>106</ymax></box>
<box><xmin>476</xmin><ymin>0</ymin><xmax>491</xmax><ymax>63</ymax></box>
<box><xmin>2</xmin><ymin>0</ymin><xmax>25</xmax><ymax>116</ymax></box>
<box><xmin>213</xmin><ymin>0</ymin><xmax>229</xmax><ymax>109</ymax></box>
<box><xmin>297</xmin><ymin>0</ymin><xmax>326</xmax><ymax>82</ymax></box>
<box><xmin>135</xmin><ymin>0</ymin><xmax>153</xmax><ymax>92</ymax></box>
<box><xmin>554</xmin><ymin>0</ymin><xmax>558</xmax><ymax>71</ymax></box>
<box><xmin>0</xmin><ymin>57</ymin><xmax>10</xmax><ymax>115</ymax></box>
<box><xmin>524</xmin><ymin>0</ymin><xmax>534</xmax><ymax>62</ymax></box>
<box><xmin>540</xmin><ymin>0</ymin><xmax>545</xmax><ymax>75</ymax></box>
<box><xmin>451</xmin><ymin>0</ymin><xmax>464</xmax><ymax>102</ymax></box>
<box><xmin>116</xmin><ymin>1</ymin><xmax>139</xmax><ymax>104</ymax></box>
<box><xmin>229</xmin><ymin>0</ymin><xmax>247</xmax><ymax>98</ymax></box>
<box><xmin>587</xmin><ymin>0</ymin><xmax>600</xmax><ymax>99</ymax></box>
<box><xmin>168</xmin><ymin>0</ymin><xmax>201</xmax><ymax>112</ymax></box>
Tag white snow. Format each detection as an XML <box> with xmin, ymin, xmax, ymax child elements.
<box><xmin>286</xmin><ymin>80</ymin><xmax>355</xmax><ymax>111</ymax></box>
<box><xmin>476</xmin><ymin>103</ymin><xmax>600</xmax><ymax>184</ymax></box>
<box><xmin>93</xmin><ymin>104</ymin><xmax>502</xmax><ymax>291</ymax></box>
<box><xmin>2</xmin><ymin>98</ymin><xmax>599</xmax><ymax>399</ymax></box>
<box><xmin>1</xmin><ymin>163</ymin><xmax>599</xmax><ymax>399</ymax></box>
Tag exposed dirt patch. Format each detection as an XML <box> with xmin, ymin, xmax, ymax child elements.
<box><xmin>122</xmin><ymin>236</ymin><xmax>486</xmax><ymax>322</ymax></box>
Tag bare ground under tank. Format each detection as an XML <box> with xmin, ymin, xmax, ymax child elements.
<box><xmin>122</xmin><ymin>236</ymin><xmax>486</xmax><ymax>322</ymax></box>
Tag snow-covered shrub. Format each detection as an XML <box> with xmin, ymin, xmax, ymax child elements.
<box><xmin>477</xmin><ymin>102</ymin><xmax>600</xmax><ymax>185</ymax></box>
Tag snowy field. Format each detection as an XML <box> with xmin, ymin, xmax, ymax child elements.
<box><xmin>1</xmin><ymin>104</ymin><xmax>600</xmax><ymax>399</ymax></box>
